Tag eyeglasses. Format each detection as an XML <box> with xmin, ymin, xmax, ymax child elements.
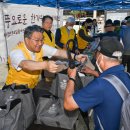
<box><xmin>29</xmin><ymin>38</ymin><xmax>43</xmax><ymax>43</ymax></box>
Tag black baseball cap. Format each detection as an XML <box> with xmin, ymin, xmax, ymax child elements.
<box><xmin>113</xmin><ymin>20</ymin><xmax>120</xmax><ymax>26</ymax></box>
<box><xmin>97</xmin><ymin>37</ymin><xmax>123</xmax><ymax>59</ymax></box>
<box><xmin>104</xmin><ymin>19</ymin><xmax>114</xmax><ymax>27</ymax></box>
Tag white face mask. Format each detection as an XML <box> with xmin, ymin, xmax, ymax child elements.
<box><xmin>67</xmin><ymin>26</ymin><xmax>73</xmax><ymax>30</ymax></box>
<box><xmin>96</xmin><ymin>54</ymin><xmax>103</xmax><ymax>73</ymax></box>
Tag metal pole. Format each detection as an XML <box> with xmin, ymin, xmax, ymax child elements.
<box><xmin>93</xmin><ymin>10</ymin><xmax>97</xmax><ymax>19</ymax></box>
<box><xmin>103</xmin><ymin>10</ymin><xmax>107</xmax><ymax>32</ymax></box>
<box><xmin>79</xmin><ymin>6</ymin><xmax>82</xmax><ymax>30</ymax></box>
<box><xmin>104</xmin><ymin>10</ymin><xmax>107</xmax><ymax>21</ymax></box>
<box><xmin>1</xmin><ymin>2</ymin><xmax>9</xmax><ymax>69</ymax></box>
<box><xmin>56</xmin><ymin>0</ymin><xmax>60</xmax><ymax>28</ymax></box>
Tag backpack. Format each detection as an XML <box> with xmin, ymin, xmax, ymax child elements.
<box><xmin>102</xmin><ymin>74</ymin><xmax>130</xmax><ymax>130</ymax></box>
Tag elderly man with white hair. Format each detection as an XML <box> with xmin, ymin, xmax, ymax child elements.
<box><xmin>64</xmin><ymin>37</ymin><xmax>130</xmax><ymax>130</ymax></box>
<box><xmin>55</xmin><ymin>17</ymin><xmax>79</xmax><ymax>54</ymax></box>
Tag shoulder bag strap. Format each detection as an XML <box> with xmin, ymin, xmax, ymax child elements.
<box><xmin>97</xmin><ymin>74</ymin><xmax>129</xmax><ymax>130</ymax></box>
<box><xmin>102</xmin><ymin>74</ymin><xmax>129</xmax><ymax>101</ymax></box>
<box><xmin>97</xmin><ymin>115</ymin><xmax>104</xmax><ymax>130</ymax></box>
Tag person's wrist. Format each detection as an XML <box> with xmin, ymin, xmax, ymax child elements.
<box><xmin>44</xmin><ymin>61</ymin><xmax>48</xmax><ymax>70</ymax></box>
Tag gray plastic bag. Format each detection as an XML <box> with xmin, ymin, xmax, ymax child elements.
<box><xmin>2</xmin><ymin>84</ymin><xmax>36</xmax><ymax>129</ymax></box>
<box><xmin>50</xmin><ymin>73</ymin><xmax>94</xmax><ymax>98</ymax></box>
<box><xmin>49</xmin><ymin>73</ymin><xmax>68</xmax><ymax>99</ymax></box>
<box><xmin>35</xmin><ymin>94</ymin><xmax>79</xmax><ymax>129</ymax></box>
<box><xmin>0</xmin><ymin>90</ymin><xmax>23</xmax><ymax>130</ymax></box>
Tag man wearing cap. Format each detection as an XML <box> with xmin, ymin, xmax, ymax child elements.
<box><xmin>120</xmin><ymin>18</ymin><xmax>130</xmax><ymax>73</ymax></box>
<box><xmin>55</xmin><ymin>17</ymin><xmax>79</xmax><ymax>54</ymax></box>
<box><xmin>99</xmin><ymin>19</ymin><xmax>120</xmax><ymax>41</ymax></box>
<box><xmin>113</xmin><ymin>20</ymin><xmax>121</xmax><ymax>35</ymax></box>
<box><xmin>64</xmin><ymin>37</ymin><xmax>130</xmax><ymax>130</ymax></box>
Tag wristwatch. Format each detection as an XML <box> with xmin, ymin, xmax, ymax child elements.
<box><xmin>69</xmin><ymin>77</ymin><xmax>75</xmax><ymax>84</ymax></box>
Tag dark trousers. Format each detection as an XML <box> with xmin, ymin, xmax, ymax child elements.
<box><xmin>122</xmin><ymin>55</ymin><xmax>130</xmax><ymax>73</ymax></box>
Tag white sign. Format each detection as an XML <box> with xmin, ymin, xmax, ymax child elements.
<box><xmin>0</xmin><ymin>3</ymin><xmax>63</xmax><ymax>64</ymax></box>
<box><xmin>106</xmin><ymin>11</ymin><xmax>127</xmax><ymax>21</ymax></box>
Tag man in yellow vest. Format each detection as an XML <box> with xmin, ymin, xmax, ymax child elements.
<box><xmin>41</xmin><ymin>15</ymin><xmax>56</xmax><ymax>80</ymax></box>
<box><xmin>55</xmin><ymin>17</ymin><xmax>79</xmax><ymax>54</ymax></box>
<box><xmin>77</xmin><ymin>18</ymin><xmax>95</xmax><ymax>53</ymax></box>
<box><xmin>5</xmin><ymin>25</ymin><xmax>86</xmax><ymax>89</ymax></box>
<box><xmin>42</xmin><ymin>15</ymin><xmax>56</xmax><ymax>47</ymax></box>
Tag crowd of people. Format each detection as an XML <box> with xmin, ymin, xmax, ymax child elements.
<box><xmin>4</xmin><ymin>15</ymin><xmax>130</xmax><ymax>130</ymax></box>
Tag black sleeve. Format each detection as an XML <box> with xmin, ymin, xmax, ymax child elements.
<box><xmin>74</xmin><ymin>32</ymin><xmax>78</xmax><ymax>50</ymax></box>
<box><xmin>55</xmin><ymin>28</ymin><xmax>64</xmax><ymax>48</ymax></box>
<box><xmin>79</xmin><ymin>29</ymin><xmax>94</xmax><ymax>42</ymax></box>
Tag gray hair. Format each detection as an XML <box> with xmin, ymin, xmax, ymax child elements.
<box><xmin>24</xmin><ymin>25</ymin><xmax>43</xmax><ymax>39</ymax></box>
<box><xmin>103</xmin><ymin>55</ymin><xmax>122</xmax><ymax>63</ymax></box>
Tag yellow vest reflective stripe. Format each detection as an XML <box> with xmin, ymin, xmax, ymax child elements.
<box><xmin>43</xmin><ymin>31</ymin><xmax>55</xmax><ymax>47</ymax></box>
<box><xmin>77</xmin><ymin>26</ymin><xmax>89</xmax><ymax>49</ymax></box>
<box><xmin>6</xmin><ymin>42</ymin><xmax>43</xmax><ymax>88</ymax></box>
<box><xmin>56</xmin><ymin>26</ymin><xmax>75</xmax><ymax>50</ymax></box>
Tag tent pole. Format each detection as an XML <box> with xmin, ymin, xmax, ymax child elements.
<box><xmin>93</xmin><ymin>10</ymin><xmax>97</xmax><ymax>19</ymax></box>
<box><xmin>79</xmin><ymin>6</ymin><xmax>82</xmax><ymax>30</ymax></box>
<box><xmin>56</xmin><ymin>0</ymin><xmax>60</xmax><ymax>28</ymax></box>
<box><xmin>104</xmin><ymin>10</ymin><xmax>107</xmax><ymax>32</ymax></box>
<box><xmin>1</xmin><ymin>2</ymin><xmax>9</xmax><ymax>69</ymax></box>
<box><xmin>104</xmin><ymin>10</ymin><xmax>107</xmax><ymax>21</ymax></box>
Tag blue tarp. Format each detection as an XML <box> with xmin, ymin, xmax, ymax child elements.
<box><xmin>3</xmin><ymin>0</ymin><xmax>130</xmax><ymax>10</ymax></box>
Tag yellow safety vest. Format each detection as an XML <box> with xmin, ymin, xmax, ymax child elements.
<box><xmin>56</xmin><ymin>26</ymin><xmax>76</xmax><ymax>50</ymax></box>
<box><xmin>6</xmin><ymin>42</ymin><xmax>43</xmax><ymax>88</ymax></box>
<box><xmin>43</xmin><ymin>31</ymin><xmax>56</xmax><ymax>47</ymax></box>
<box><xmin>77</xmin><ymin>26</ymin><xmax>89</xmax><ymax>49</ymax></box>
